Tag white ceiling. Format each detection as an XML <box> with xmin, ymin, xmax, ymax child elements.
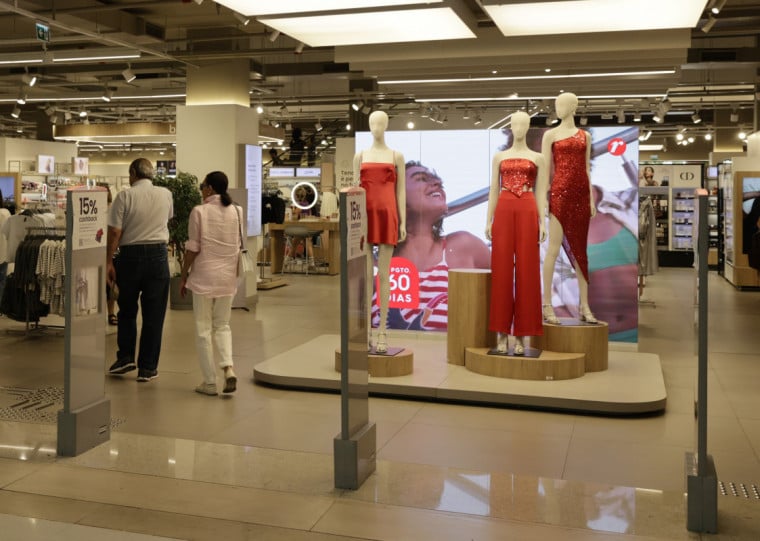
<box><xmin>0</xmin><ymin>0</ymin><xmax>755</xmax><ymax>153</ymax></box>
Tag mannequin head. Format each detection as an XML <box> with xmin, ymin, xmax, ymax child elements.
<box><xmin>510</xmin><ymin>111</ymin><xmax>530</xmax><ymax>140</ymax></box>
<box><xmin>555</xmin><ymin>92</ymin><xmax>578</xmax><ymax>120</ymax></box>
<box><xmin>368</xmin><ymin>110</ymin><xmax>389</xmax><ymax>138</ymax></box>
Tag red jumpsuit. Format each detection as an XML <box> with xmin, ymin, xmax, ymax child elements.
<box><xmin>489</xmin><ymin>158</ymin><xmax>543</xmax><ymax>336</ymax></box>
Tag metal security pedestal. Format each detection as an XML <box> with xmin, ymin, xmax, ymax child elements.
<box><xmin>334</xmin><ymin>187</ymin><xmax>376</xmax><ymax>489</ymax></box>
<box><xmin>57</xmin><ymin>186</ymin><xmax>111</xmax><ymax>456</ymax></box>
<box><xmin>686</xmin><ymin>194</ymin><xmax>717</xmax><ymax>533</ymax></box>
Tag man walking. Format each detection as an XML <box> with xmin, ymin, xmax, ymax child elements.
<box><xmin>107</xmin><ymin>158</ymin><xmax>173</xmax><ymax>382</ymax></box>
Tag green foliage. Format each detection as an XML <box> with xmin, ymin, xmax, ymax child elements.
<box><xmin>153</xmin><ymin>170</ymin><xmax>202</xmax><ymax>268</ymax></box>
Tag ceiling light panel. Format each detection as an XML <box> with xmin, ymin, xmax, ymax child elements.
<box><xmin>482</xmin><ymin>0</ymin><xmax>708</xmax><ymax>37</ymax></box>
<box><xmin>259</xmin><ymin>8</ymin><xmax>475</xmax><ymax>47</ymax></box>
<box><xmin>216</xmin><ymin>0</ymin><xmax>442</xmax><ymax>16</ymax></box>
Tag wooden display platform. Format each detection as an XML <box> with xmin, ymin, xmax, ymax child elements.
<box><xmin>335</xmin><ymin>348</ymin><xmax>414</xmax><ymax>377</ymax></box>
<box><xmin>465</xmin><ymin>348</ymin><xmax>585</xmax><ymax>381</ymax></box>
<box><xmin>533</xmin><ymin>319</ymin><xmax>609</xmax><ymax>372</ymax></box>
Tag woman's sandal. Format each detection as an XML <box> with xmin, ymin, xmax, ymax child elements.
<box><xmin>542</xmin><ymin>304</ymin><xmax>560</xmax><ymax>325</ymax></box>
<box><xmin>513</xmin><ymin>342</ymin><xmax>525</xmax><ymax>356</ymax></box>
<box><xmin>108</xmin><ymin>314</ymin><xmax>118</xmax><ymax>326</ymax></box>
<box><xmin>580</xmin><ymin>304</ymin><xmax>598</xmax><ymax>324</ymax></box>
<box><xmin>375</xmin><ymin>332</ymin><xmax>388</xmax><ymax>354</ymax></box>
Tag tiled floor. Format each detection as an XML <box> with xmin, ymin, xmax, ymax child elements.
<box><xmin>0</xmin><ymin>267</ymin><xmax>759</xmax><ymax>540</ymax></box>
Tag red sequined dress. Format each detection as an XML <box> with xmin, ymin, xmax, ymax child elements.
<box><xmin>360</xmin><ymin>160</ymin><xmax>399</xmax><ymax>246</ymax></box>
<box><xmin>489</xmin><ymin>158</ymin><xmax>543</xmax><ymax>336</ymax></box>
<box><xmin>549</xmin><ymin>129</ymin><xmax>591</xmax><ymax>282</ymax></box>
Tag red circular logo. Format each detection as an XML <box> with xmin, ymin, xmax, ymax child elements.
<box><xmin>607</xmin><ymin>138</ymin><xmax>627</xmax><ymax>156</ymax></box>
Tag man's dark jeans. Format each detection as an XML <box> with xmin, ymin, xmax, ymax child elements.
<box><xmin>115</xmin><ymin>244</ymin><xmax>170</xmax><ymax>372</ymax></box>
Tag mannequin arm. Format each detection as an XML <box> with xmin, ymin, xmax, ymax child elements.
<box><xmin>585</xmin><ymin>131</ymin><xmax>596</xmax><ymax>217</ymax></box>
<box><xmin>395</xmin><ymin>153</ymin><xmax>407</xmax><ymax>242</ymax></box>
<box><xmin>534</xmin><ymin>154</ymin><xmax>549</xmax><ymax>242</ymax></box>
<box><xmin>352</xmin><ymin>152</ymin><xmax>362</xmax><ymax>188</ymax></box>
<box><xmin>485</xmin><ymin>153</ymin><xmax>501</xmax><ymax>240</ymax></box>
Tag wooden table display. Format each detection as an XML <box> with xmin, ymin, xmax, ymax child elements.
<box><xmin>269</xmin><ymin>219</ymin><xmax>340</xmax><ymax>275</ymax></box>
<box><xmin>533</xmin><ymin>318</ymin><xmax>609</xmax><ymax>372</ymax></box>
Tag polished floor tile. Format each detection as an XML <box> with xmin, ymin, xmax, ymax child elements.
<box><xmin>0</xmin><ymin>512</ymin><xmax>177</xmax><ymax>541</ymax></box>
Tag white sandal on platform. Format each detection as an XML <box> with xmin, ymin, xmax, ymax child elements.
<box><xmin>580</xmin><ymin>304</ymin><xmax>597</xmax><ymax>324</ymax></box>
<box><xmin>542</xmin><ymin>304</ymin><xmax>560</xmax><ymax>325</ymax></box>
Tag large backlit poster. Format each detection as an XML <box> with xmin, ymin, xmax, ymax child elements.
<box><xmin>356</xmin><ymin>126</ymin><xmax>640</xmax><ymax>342</ymax></box>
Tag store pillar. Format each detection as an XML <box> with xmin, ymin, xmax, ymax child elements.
<box><xmin>176</xmin><ymin>59</ymin><xmax>260</xmax><ymax>305</ymax></box>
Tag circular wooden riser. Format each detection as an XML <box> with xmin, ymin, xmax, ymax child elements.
<box><xmin>465</xmin><ymin>347</ymin><xmax>585</xmax><ymax>380</ymax></box>
<box><xmin>447</xmin><ymin>269</ymin><xmax>496</xmax><ymax>365</ymax></box>
<box><xmin>334</xmin><ymin>349</ymin><xmax>414</xmax><ymax>377</ymax></box>
<box><xmin>533</xmin><ymin>319</ymin><xmax>609</xmax><ymax>372</ymax></box>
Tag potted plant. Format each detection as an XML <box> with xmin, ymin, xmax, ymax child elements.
<box><xmin>153</xmin><ymin>170</ymin><xmax>202</xmax><ymax>309</ymax></box>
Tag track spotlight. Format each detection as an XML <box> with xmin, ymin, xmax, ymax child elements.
<box><xmin>122</xmin><ymin>65</ymin><xmax>136</xmax><ymax>83</ymax></box>
<box><xmin>579</xmin><ymin>116</ymin><xmax>588</xmax><ymax>126</ymax></box>
<box><xmin>462</xmin><ymin>108</ymin><xmax>470</xmax><ymax>120</ymax></box>
<box><xmin>233</xmin><ymin>11</ymin><xmax>250</xmax><ymax>26</ymax></box>
<box><xmin>10</xmin><ymin>106</ymin><xmax>20</xmax><ymax>119</ymax></box>
<box><xmin>44</xmin><ymin>105</ymin><xmax>56</xmax><ymax>116</ymax></box>
<box><xmin>279</xmin><ymin>102</ymin><xmax>288</xmax><ymax>114</ymax></box>
<box><xmin>701</xmin><ymin>15</ymin><xmax>717</xmax><ymax>33</ymax></box>
<box><xmin>473</xmin><ymin>115</ymin><xmax>482</xmax><ymax>126</ymax></box>
<box><xmin>16</xmin><ymin>88</ymin><xmax>27</xmax><ymax>105</ymax></box>
<box><xmin>101</xmin><ymin>87</ymin><xmax>112</xmax><ymax>102</ymax></box>
<box><xmin>711</xmin><ymin>0</ymin><xmax>727</xmax><ymax>14</ymax></box>
<box><xmin>64</xmin><ymin>111</ymin><xmax>72</xmax><ymax>121</ymax></box>
<box><xmin>633</xmin><ymin>112</ymin><xmax>642</xmax><ymax>122</ymax></box>
<box><xmin>21</xmin><ymin>73</ymin><xmax>37</xmax><ymax>87</ymax></box>
<box><xmin>193</xmin><ymin>0</ymin><xmax>204</xmax><ymax>4</ymax></box>
<box><xmin>730</xmin><ymin>111</ymin><xmax>739</xmax><ymax>122</ymax></box>
<box><xmin>315</xmin><ymin>121</ymin><xmax>323</xmax><ymax>131</ymax></box>
<box><xmin>738</xmin><ymin>130</ymin><xmax>747</xmax><ymax>140</ymax></box>
<box><xmin>361</xmin><ymin>104</ymin><xmax>371</xmax><ymax>115</ymax></box>
<box><xmin>616</xmin><ymin>108</ymin><xmax>625</xmax><ymax>124</ymax></box>
<box><xmin>345</xmin><ymin>122</ymin><xmax>351</xmax><ymax>131</ymax></box>
<box><xmin>351</xmin><ymin>99</ymin><xmax>364</xmax><ymax>111</ymax></box>
<box><xmin>294</xmin><ymin>42</ymin><xmax>305</xmax><ymax>54</ymax></box>
<box><xmin>691</xmin><ymin>111</ymin><xmax>702</xmax><ymax>124</ymax></box>
<box><xmin>79</xmin><ymin>110</ymin><xmax>87</xmax><ymax>118</ymax></box>
<box><xmin>705</xmin><ymin>132</ymin><xmax>713</xmax><ymax>141</ymax></box>
<box><xmin>268</xmin><ymin>30</ymin><xmax>281</xmax><ymax>42</ymax></box>
<box><xmin>255</xmin><ymin>103</ymin><xmax>264</xmax><ymax>114</ymax></box>
<box><xmin>406</xmin><ymin>120</ymin><xmax>415</xmax><ymax>129</ymax></box>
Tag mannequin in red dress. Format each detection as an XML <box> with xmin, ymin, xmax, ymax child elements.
<box><xmin>541</xmin><ymin>92</ymin><xmax>597</xmax><ymax>324</ymax></box>
<box><xmin>353</xmin><ymin>111</ymin><xmax>406</xmax><ymax>352</ymax></box>
<box><xmin>486</xmin><ymin>111</ymin><xmax>548</xmax><ymax>354</ymax></box>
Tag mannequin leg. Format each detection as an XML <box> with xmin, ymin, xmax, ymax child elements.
<box><xmin>542</xmin><ymin>215</ymin><xmax>563</xmax><ymax>324</ymax></box>
<box><xmin>513</xmin><ymin>336</ymin><xmax>525</xmax><ymax>355</ymax></box>
<box><xmin>375</xmin><ymin>244</ymin><xmax>393</xmax><ymax>353</ymax></box>
<box><xmin>577</xmin><ymin>264</ymin><xmax>597</xmax><ymax>323</ymax></box>
<box><xmin>496</xmin><ymin>332</ymin><xmax>508</xmax><ymax>353</ymax></box>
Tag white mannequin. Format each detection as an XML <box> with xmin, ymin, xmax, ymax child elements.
<box><xmin>485</xmin><ymin>111</ymin><xmax>548</xmax><ymax>354</ymax></box>
<box><xmin>540</xmin><ymin>92</ymin><xmax>597</xmax><ymax>324</ymax></box>
<box><xmin>353</xmin><ymin>111</ymin><xmax>406</xmax><ymax>353</ymax></box>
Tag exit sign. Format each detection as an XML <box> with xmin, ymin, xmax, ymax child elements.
<box><xmin>35</xmin><ymin>22</ymin><xmax>50</xmax><ymax>42</ymax></box>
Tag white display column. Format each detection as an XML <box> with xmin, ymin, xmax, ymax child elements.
<box><xmin>176</xmin><ymin>59</ymin><xmax>259</xmax><ymax>305</ymax></box>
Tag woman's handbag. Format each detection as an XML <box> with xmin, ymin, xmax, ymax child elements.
<box><xmin>235</xmin><ymin>206</ymin><xmax>254</xmax><ymax>275</ymax></box>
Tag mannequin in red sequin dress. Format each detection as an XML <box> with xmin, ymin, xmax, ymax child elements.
<box><xmin>353</xmin><ymin>111</ymin><xmax>406</xmax><ymax>352</ymax></box>
<box><xmin>540</xmin><ymin>92</ymin><xmax>597</xmax><ymax>324</ymax></box>
<box><xmin>486</xmin><ymin>111</ymin><xmax>548</xmax><ymax>355</ymax></box>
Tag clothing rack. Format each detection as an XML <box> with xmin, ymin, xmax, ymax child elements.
<box><xmin>3</xmin><ymin>227</ymin><xmax>66</xmax><ymax>336</ymax></box>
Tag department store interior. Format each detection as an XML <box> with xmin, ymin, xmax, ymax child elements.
<box><xmin>1</xmin><ymin>1</ymin><xmax>760</xmax><ymax>540</ymax></box>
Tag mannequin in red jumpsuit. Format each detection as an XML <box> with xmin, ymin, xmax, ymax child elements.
<box><xmin>486</xmin><ymin>111</ymin><xmax>548</xmax><ymax>355</ymax></box>
<box><xmin>353</xmin><ymin>111</ymin><xmax>406</xmax><ymax>353</ymax></box>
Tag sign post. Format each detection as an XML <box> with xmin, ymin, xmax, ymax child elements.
<box><xmin>57</xmin><ymin>186</ymin><xmax>111</xmax><ymax>456</ymax></box>
<box><xmin>334</xmin><ymin>187</ymin><xmax>376</xmax><ymax>489</ymax></box>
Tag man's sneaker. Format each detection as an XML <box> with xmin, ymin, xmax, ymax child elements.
<box><xmin>136</xmin><ymin>369</ymin><xmax>158</xmax><ymax>382</ymax></box>
<box><xmin>108</xmin><ymin>358</ymin><xmax>136</xmax><ymax>375</ymax></box>
<box><xmin>195</xmin><ymin>382</ymin><xmax>218</xmax><ymax>396</ymax></box>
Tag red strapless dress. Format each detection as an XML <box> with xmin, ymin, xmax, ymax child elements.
<box><xmin>360</xmin><ymin>162</ymin><xmax>399</xmax><ymax>246</ymax></box>
<box><xmin>550</xmin><ymin>129</ymin><xmax>591</xmax><ymax>282</ymax></box>
<box><xmin>489</xmin><ymin>158</ymin><xmax>543</xmax><ymax>336</ymax></box>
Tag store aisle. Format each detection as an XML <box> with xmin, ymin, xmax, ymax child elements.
<box><xmin>0</xmin><ymin>268</ymin><xmax>758</xmax><ymax>539</ymax></box>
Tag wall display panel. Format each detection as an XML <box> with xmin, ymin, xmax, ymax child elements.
<box><xmin>356</xmin><ymin>126</ymin><xmax>640</xmax><ymax>342</ymax></box>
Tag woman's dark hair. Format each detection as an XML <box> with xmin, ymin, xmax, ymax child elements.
<box><xmin>405</xmin><ymin>160</ymin><xmax>444</xmax><ymax>241</ymax></box>
<box><xmin>204</xmin><ymin>171</ymin><xmax>232</xmax><ymax>206</ymax></box>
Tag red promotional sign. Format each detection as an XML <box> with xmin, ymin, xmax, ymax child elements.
<box><xmin>375</xmin><ymin>257</ymin><xmax>419</xmax><ymax>309</ymax></box>
<box><xmin>607</xmin><ymin>137</ymin><xmax>627</xmax><ymax>156</ymax></box>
